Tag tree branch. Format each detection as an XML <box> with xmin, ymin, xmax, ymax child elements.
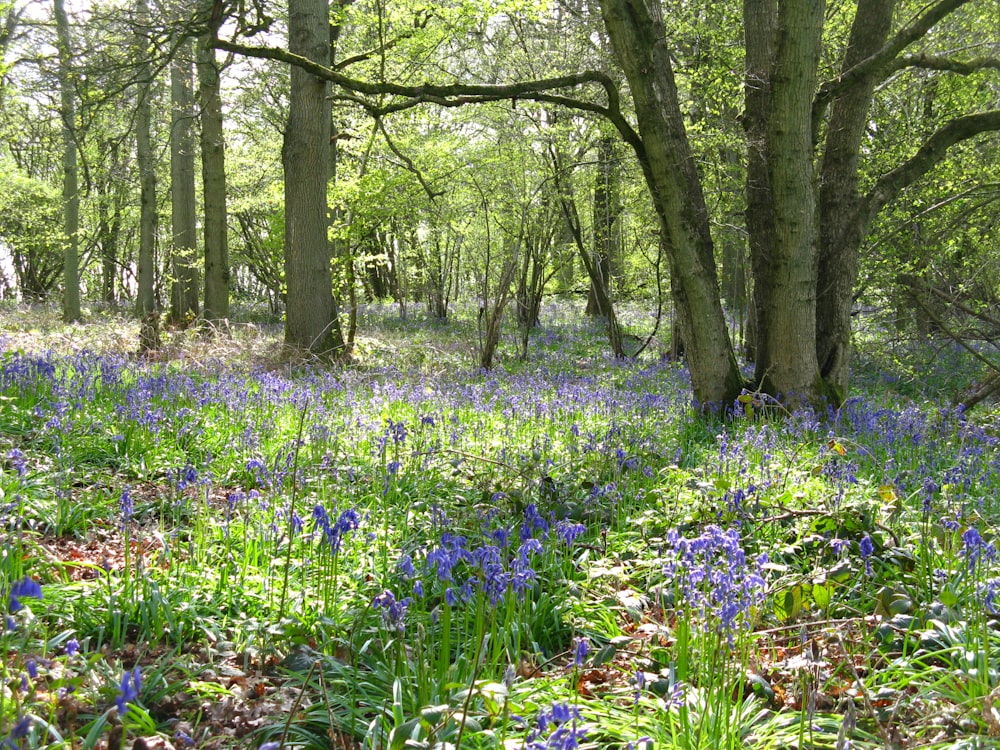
<box><xmin>212</xmin><ymin>36</ymin><xmax>646</xmax><ymax>162</ymax></box>
<box><xmin>812</xmin><ymin>0</ymin><xmax>976</xmax><ymax>120</ymax></box>
<box><xmin>888</xmin><ymin>52</ymin><xmax>1000</xmax><ymax>76</ymax></box>
<box><xmin>863</xmin><ymin>110</ymin><xmax>1000</xmax><ymax>220</ymax></box>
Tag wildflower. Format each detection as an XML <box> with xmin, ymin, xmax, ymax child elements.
<box><xmin>5</xmin><ymin>449</ymin><xmax>27</xmax><ymax>476</ymax></box>
<box><xmin>859</xmin><ymin>534</ymin><xmax>874</xmax><ymax>576</ymax></box>
<box><xmin>120</xmin><ymin>486</ymin><xmax>134</xmax><ymax>524</ymax></box>
<box><xmin>8</xmin><ymin>576</ymin><xmax>42</xmax><ymax>613</ymax></box>
<box><xmin>66</xmin><ymin>638</ymin><xmax>80</xmax><ymax>657</ymax></box>
<box><xmin>373</xmin><ymin>590</ymin><xmax>410</xmax><ymax>631</ymax></box>
<box><xmin>662</xmin><ymin>525</ymin><xmax>766</xmax><ymax>636</ymax></box>
<box><xmin>572</xmin><ymin>637</ymin><xmax>589</xmax><ymax>668</ymax></box>
<box><xmin>526</xmin><ymin>702</ymin><xmax>587</xmax><ymax>750</ymax></box>
<box><xmin>555</xmin><ymin>519</ymin><xmax>586</xmax><ymax>548</ymax></box>
<box><xmin>962</xmin><ymin>526</ymin><xmax>995</xmax><ymax>572</ymax></box>
<box><xmin>115</xmin><ymin>666</ymin><xmax>142</xmax><ymax>715</ymax></box>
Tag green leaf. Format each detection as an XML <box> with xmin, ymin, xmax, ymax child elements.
<box><xmin>774</xmin><ymin>586</ymin><xmax>803</xmax><ymax>621</ymax></box>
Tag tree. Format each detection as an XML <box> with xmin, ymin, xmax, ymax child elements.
<box><xmin>198</xmin><ymin>0</ymin><xmax>230</xmax><ymax>324</ymax></box>
<box><xmin>134</xmin><ymin>0</ymin><xmax>158</xmax><ymax>318</ymax></box>
<box><xmin>213</xmin><ymin>0</ymin><xmax>1000</xmax><ymax>407</ymax></box>
<box><xmin>282</xmin><ymin>0</ymin><xmax>345</xmax><ymax>356</ymax></box>
<box><xmin>169</xmin><ymin>38</ymin><xmax>200</xmax><ymax>323</ymax></box>
<box><xmin>54</xmin><ymin>0</ymin><xmax>81</xmax><ymax>322</ymax></box>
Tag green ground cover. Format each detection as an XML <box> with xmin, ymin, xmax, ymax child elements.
<box><xmin>1</xmin><ymin>302</ymin><xmax>999</xmax><ymax>749</ymax></box>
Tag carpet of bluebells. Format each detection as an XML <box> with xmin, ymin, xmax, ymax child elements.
<box><xmin>2</xmin><ymin>302</ymin><xmax>1000</xmax><ymax>750</ymax></box>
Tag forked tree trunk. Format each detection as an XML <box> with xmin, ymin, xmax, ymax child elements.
<box><xmin>815</xmin><ymin>0</ymin><xmax>894</xmax><ymax>403</ymax></box>
<box><xmin>744</xmin><ymin>0</ymin><xmax>825</xmax><ymax>406</ymax></box>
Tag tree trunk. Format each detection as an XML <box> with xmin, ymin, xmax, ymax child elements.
<box><xmin>587</xmin><ymin>134</ymin><xmax>620</xmax><ymax>317</ymax></box>
<box><xmin>54</xmin><ymin>0</ymin><xmax>80</xmax><ymax>323</ymax></box>
<box><xmin>743</xmin><ymin>0</ymin><xmax>825</xmax><ymax>406</ymax></box>
<box><xmin>198</xmin><ymin>28</ymin><xmax>230</xmax><ymax>324</ymax></box>
<box><xmin>815</xmin><ymin>0</ymin><xmax>894</xmax><ymax>403</ymax></box>
<box><xmin>600</xmin><ymin>0</ymin><xmax>743</xmax><ymax>407</ymax></box>
<box><xmin>283</xmin><ymin>0</ymin><xmax>345</xmax><ymax>356</ymax></box>
<box><xmin>134</xmin><ymin>0</ymin><xmax>157</xmax><ymax>317</ymax></box>
<box><xmin>170</xmin><ymin>41</ymin><xmax>200</xmax><ymax>324</ymax></box>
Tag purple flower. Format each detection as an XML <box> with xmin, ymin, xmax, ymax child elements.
<box><xmin>120</xmin><ymin>487</ymin><xmax>134</xmax><ymax>523</ymax></box>
<box><xmin>66</xmin><ymin>638</ymin><xmax>80</xmax><ymax>657</ymax></box>
<box><xmin>859</xmin><ymin>534</ymin><xmax>874</xmax><ymax>576</ymax></box>
<box><xmin>962</xmin><ymin>526</ymin><xmax>995</xmax><ymax>572</ymax></box>
<box><xmin>572</xmin><ymin>637</ymin><xmax>589</xmax><ymax>668</ymax></box>
<box><xmin>8</xmin><ymin>577</ymin><xmax>42</xmax><ymax>613</ymax></box>
<box><xmin>115</xmin><ymin>666</ymin><xmax>142</xmax><ymax>715</ymax></box>
<box><xmin>373</xmin><ymin>589</ymin><xmax>410</xmax><ymax>631</ymax></box>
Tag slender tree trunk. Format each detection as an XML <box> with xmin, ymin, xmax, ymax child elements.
<box><xmin>198</xmin><ymin>29</ymin><xmax>230</xmax><ymax>323</ymax></box>
<box><xmin>587</xmin><ymin>134</ymin><xmax>620</xmax><ymax>317</ymax></box>
<box><xmin>134</xmin><ymin>0</ymin><xmax>157</xmax><ymax>317</ymax></box>
<box><xmin>170</xmin><ymin>40</ymin><xmax>200</xmax><ymax>324</ymax></box>
<box><xmin>600</xmin><ymin>0</ymin><xmax>743</xmax><ymax>406</ymax></box>
<box><xmin>54</xmin><ymin>0</ymin><xmax>80</xmax><ymax>322</ymax></box>
<box><xmin>284</xmin><ymin>0</ymin><xmax>345</xmax><ymax>356</ymax></box>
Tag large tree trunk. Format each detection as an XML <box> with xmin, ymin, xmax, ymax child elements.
<box><xmin>134</xmin><ymin>0</ymin><xmax>157</xmax><ymax>318</ymax></box>
<box><xmin>54</xmin><ymin>0</ymin><xmax>80</xmax><ymax>323</ymax></box>
<box><xmin>599</xmin><ymin>0</ymin><xmax>744</xmax><ymax>407</ymax></box>
<box><xmin>743</xmin><ymin>0</ymin><xmax>825</xmax><ymax>406</ymax></box>
<box><xmin>170</xmin><ymin>41</ymin><xmax>200</xmax><ymax>324</ymax></box>
<box><xmin>198</xmin><ymin>27</ymin><xmax>230</xmax><ymax>324</ymax></box>
<box><xmin>283</xmin><ymin>0</ymin><xmax>345</xmax><ymax>356</ymax></box>
<box><xmin>815</xmin><ymin>0</ymin><xmax>895</xmax><ymax>402</ymax></box>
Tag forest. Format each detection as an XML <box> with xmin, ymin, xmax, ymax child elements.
<box><xmin>1</xmin><ymin>0</ymin><xmax>1000</xmax><ymax>748</ymax></box>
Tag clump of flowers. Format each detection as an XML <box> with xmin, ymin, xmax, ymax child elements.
<box><xmin>662</xmin><ymin>525</ymin><xmax>767</xmax><ymax>635</ymax></box>
<box><xmin>524</xmin><ymin>702</ymin><xmax>588</xmax><ymax>750</ymax></box>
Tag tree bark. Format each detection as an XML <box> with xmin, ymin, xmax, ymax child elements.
<box><xmin>54</xmin><ymin>0</ymin><xmax>80</xmax><ymax>322</ymax></box>
<box><xmin>599</xmin><ymin>0</ymin><xmax>743</xmax><ymax>406</ymax></box>
<box><xmin>815</xmin><ymin>0</ymin><xmax>895</xmax><ymax>403</ymax></box>
<box><xmin>134</xmin><ymin>0</ymin><xmax>157</xmax><ymax>317</ymax></box>
<box><xmin>283</xmin><ymin>0</ymin><xmax>345</xmax><ymax>356</ymax></box>
<box><xmin>198</xmin><ymin>28</ymin><xmax>230</xmax><ymax>324</ymax></box>
<box><xmin>748</xmin><ymin>0</ymin><xmax>825</xmax><ymax>405</ymax></box>
<box><xmin>170</xmin><ymin>40</ymin><xmax>200</xmax><ymax>324</ymax></box>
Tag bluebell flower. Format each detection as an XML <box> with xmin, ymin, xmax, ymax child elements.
<box><xmin>373</xmin><ymin>589</ymin><xmax>410</xmax><ymax>631</ymax></box>
<box><xmin>66</xmin><ymin>638</ymin><xmax>80</xmax><ymax>657</ymax></box>
<box><xmin>8</xmin><ymin>576</ymin><xmax>42</xmax><ymax>613</ymax></box>
<box><xmin>6</xmin><ymin>449</ymin><xmax>27</xmax><ymax>476</ymax></box>
<box><xmin>662</xmin><ymin>525</ymin><xmax>766</xmax><ymax>636</ymax></box>
<box><xmin>115</xmin><ymin>666</ymin><xmax>142</xmax><ymax>715</ymax></box>
<box><xmin>120</xmin><ymin>486</ymin><xmax>134</xmax><ymax>524</ymax></box>
<box><xmin>526</xmin><ymin>702</ymin><xmax>587</xmax><ymax>750</ymax></box>
<box><xmin>572</xmin><ymin>637</ymin><xmax>589</xmax><ymax>668</ymax></box>
<box><xmin>962</xmin><ymin>526</ymin><xmax>995</xmax><ymax>572</ymax></box>
<box><xmin>859</xmin><ymin>534</ymin><xmax>875</xmax><ymax>576</ymax></box>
